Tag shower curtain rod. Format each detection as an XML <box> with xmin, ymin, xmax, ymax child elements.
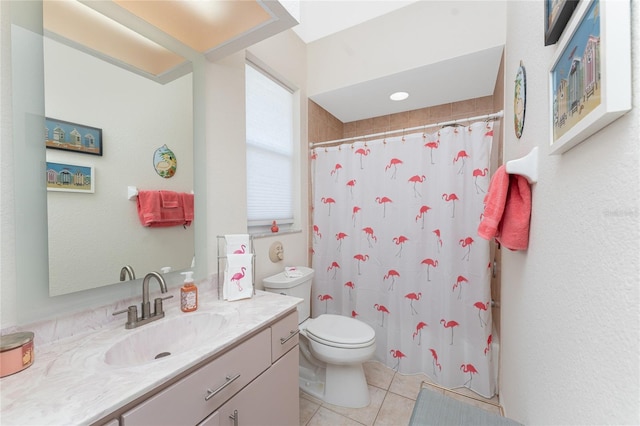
<box><xmin>309</xmin><ymin>110</ymin><xmax>503</xmax><ymax>148</ymax></box>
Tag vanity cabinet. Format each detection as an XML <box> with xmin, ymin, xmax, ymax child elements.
<box><xmin>270</xmin><ymin>307</ymin><xmax>299</xmax><ymax>362</ymax></box>
<box><xmin>198</xmin><ymin>348</ymin><xmax>298</xmax><ymax>426</ymax></box>
<box><xmin>113</xmin><ymin>311</ymin><xmax>299</xmax><ymax>426</ymax></box>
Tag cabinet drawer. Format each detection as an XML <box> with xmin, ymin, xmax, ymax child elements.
<box><xmin>121</xmin><ymin>329</ymin><xmax>271</xmax><ymax>426</ymax></box>
<box><xmin>270</xmin><ymin>310</ymin><xmax>299</xmax><ymax>362</ymax></box>
<box><xmin>201</xmin><ymin>347</ymin><xmax>299</xmax><ymax>426</ymax></box>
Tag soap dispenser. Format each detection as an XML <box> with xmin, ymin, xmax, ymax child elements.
<box><xmin>180</xmin><ymin>271</ymin><xmax>198</xmax><ymax>312</ymax></box>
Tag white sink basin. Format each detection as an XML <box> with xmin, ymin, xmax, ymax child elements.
<box><xmin>104</xmin><ymin>313</ymin><xmax>229</xmax><ymax>367</ymax></box>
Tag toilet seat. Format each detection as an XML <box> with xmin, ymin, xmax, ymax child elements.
<box><xmin>304</xmin><ymin>314</ymin><xmax>375</xmax><ymax>349</ymax></box>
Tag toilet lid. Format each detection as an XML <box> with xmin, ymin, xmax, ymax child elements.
<box><xmin>305</xmin><ymin>314</ymin><xmax>375</xmax><ymax>347</ymax></box>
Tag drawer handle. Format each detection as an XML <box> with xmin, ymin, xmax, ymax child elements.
<box><xmin>229</xmin><ymin>409</ymin><xmax>239</xmax><ymax>426</ymax></box>
<box><xmin>280</xmin><ymin>329</ymin><xmax>299</xmax><ymax>345</ymax></box>
<box><xmin>204</xmin><ymin>374</ymin><xmax>241</xmax><ymax>401</ymax></box>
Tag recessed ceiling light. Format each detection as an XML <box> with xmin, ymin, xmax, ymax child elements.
<box><xmin>390</xmin><ymin>91</ymin><xmax>409</xmax><ymax>101</ymax></box>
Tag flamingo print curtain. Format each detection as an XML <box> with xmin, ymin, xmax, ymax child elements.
<box><xmin>311</xmin><ymin>121</ymin><xmax>496</xmax><ymax>398</ymax></box>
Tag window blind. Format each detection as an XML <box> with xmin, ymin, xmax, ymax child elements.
<box><xmin>245</xmin><ymin>63</ymin><xmax>294</xmax><ymax>225</ymax></box>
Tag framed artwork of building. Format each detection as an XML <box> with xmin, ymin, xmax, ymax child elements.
<box><xmin>549</xmin><ymin>0</ymin><xmax>631</xmax><ymax>155</ymax></box>
<box><xmin>46</xmin><ymin>161</ymin><xmax>95</xmax><ymax>193</ymax></box>
<box><xmin>45</xmin><ymin>117</ymin><xmax>103</xmax><ymax>156</ymax></box>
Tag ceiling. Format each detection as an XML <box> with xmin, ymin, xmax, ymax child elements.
<box><xmin>43</xmin><ymin>1</ymin><xmax>504</xmax><ymax>124</ymax></box>
<box><xmin>43</xmin><ymin>0</ymin><xmax>297</xmax><ymax>84</ymax></box>
<box><xmin>290</xmin><ymin>1</ymin><xmax>505</xmax><ymax>124</ymax></box>
<box><xmin>309</xmin><ymin>45</ymin><xmax>504</xmax><ymax>123</ymax></box>
<box><xmin>290</xmin><ymin>1</ymin><xmax>419</xmax><ymax>44</ymax></box>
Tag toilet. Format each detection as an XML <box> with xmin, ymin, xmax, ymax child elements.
<box><xmin>263</xmin><ymin>267</ymin><xmax>376</xmax><ymax>408</ymax></box>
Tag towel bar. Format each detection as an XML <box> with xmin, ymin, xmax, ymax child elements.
<box><xmin>128</xmin><ymin>186</ymin><xmax>139</xmax><ymax>200</ymax></box>
<box><xmin>128</xmin><ymin>186</ymin><xmax>194</xmax><ymax>200</ymax></box>
<box><xmin>505</xmin><ymin>147</ymin><xmax>538</xmax><ymax>184</ymax></box>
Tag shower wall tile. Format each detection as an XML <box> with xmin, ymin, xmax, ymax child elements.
<box><xmin>476</xmin><ymin>95</ymin><xmax>495</xmax><ymax>114</ymax></box>
<box><xmin>356</xmin><ymin>118</ymin><xmax>375</xmax><ymax>136</ymax></box>
<box><xmin>333</xmin><ymin>97</ymin><xmax>497</xmax><ymax>142</ymax></box>
<box><xmin>343</xmin><ymin>121</ymin><xmax>357</xmax><ymax>139</ymax></box>
<box><xmin>309</xmin><ymin>96</ymin><xmax>502</xmax><ymax>142</ymax></box>
<box><xmin>310</xmin><ymin>96</ymin><xmax>500</xmax><ymax>146</ymax></box>
<box><xmin>430</xmin><ymin>103</ymin><xmax>454</xmax><ymax>122</ymax></box>
<box><xmin>309</xmin><ymin>100</ymin><xmax>343</xmax><ymax>144</ymax></box>
<box><xmin>407</xmin><ymin>107</ymin><xmax>430</xmax><ymax>128</ymax></box>
<box><xmin>309</xmin><ymin>95</ymin><xmax>500</xmax><ymax>143</ymax></box>
<box><xmin>372</xmin><ymin>115</ymin><xmax>390</xmax><ymax>135</ymax></box>
<box><xmin>389</xmin><ymin>111</ymin><xmax>409</xmax><ymax>131</ymax></box>
<box><xmin>452</xmin><ymin>98</ymin><xmax>477</xmax><ymax>117</ymax></box>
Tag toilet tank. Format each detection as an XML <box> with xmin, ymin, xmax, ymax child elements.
<box><xmin>262</xmin><ymin>267</ymin><xmax>314</xmax><ymax>323</ymax></box>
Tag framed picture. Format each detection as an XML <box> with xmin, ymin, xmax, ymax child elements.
<box><xmin>46</xmin><ymin>162</ymin><xmax>95</xmax><ymax>193</ymax></box>
<box><xmin>549</xmin><ymin>0</ymin><xmax>631</xmax><ymax>155</ymax></box>
<box><xmin>544</xmin><ymin>0</ymin><xmax>578</xmax><ymax>46</ymax></box>
<box><xmin>45</xmin><ymin>117</ymin><xmax>103</xmax><ymax>156</ymax></box>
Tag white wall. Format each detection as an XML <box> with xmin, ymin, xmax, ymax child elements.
<box><xmin>202</xmin><ymin>51</ymin><xmax>248</xmax><ymax>276</ymax></box>
<box><xmin>500</xmin><ymin>1</ymin><xmax>639</xmax><ymax>424</ymax></box>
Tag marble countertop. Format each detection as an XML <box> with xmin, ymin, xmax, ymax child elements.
<box><xmin>0</xmin><ymin>286</ymin><xmax>300</xmax><ymax>426</ymax></box>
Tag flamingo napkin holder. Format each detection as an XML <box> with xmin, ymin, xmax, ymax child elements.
<box><xmin>224</xmin><ymin>253</ymin><xmax>253</xmax><ymax>301</ymax></box>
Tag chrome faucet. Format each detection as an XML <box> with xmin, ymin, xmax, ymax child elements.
<box><xmin>119</xmin><ymin>265</ymin><xmax>136</xmax><ymax>281</ymax></box>
<box><xmin>113</xmin><ymin>271</ymin><xmax>173</xmax><ymax>329</ymax></box>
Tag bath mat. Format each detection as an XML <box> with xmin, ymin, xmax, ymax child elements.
<box><xmin>409</xmin><ymin>387</ymin><xmax>523</xmax><ymax>426</ymax></box>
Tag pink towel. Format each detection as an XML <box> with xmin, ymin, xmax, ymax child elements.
<box><xmin>500</xmin><ymin>175</ymin><xmax>531</xmax><ymax>250</ymax></box>
<box><xmin>182</xmin><ymin>193</ymin><xmax>194</xmax><ymax>226</ymax></box>
<box><xmin>137</xmin><ymin>190</ymin><xmax>193</xmax><ymax>228</ymax></box>
<box><xmin>478</xmin><ymin>165</ymin><xmax>531</xmax><ymax>250</ymax></box>
<box><xmin>137</xmin><ymin>191</ymin><xmax>162</xmax><ymax>226</ymax></box>
<box><xmin>159</xmin><ymin>190</ymin><xmax>180</xmax><ymax>208</ymax></box>
<box><xmin>478</xmin><ymin>166</ymin><xmax>509</xmax><ymax>240</ymax></box>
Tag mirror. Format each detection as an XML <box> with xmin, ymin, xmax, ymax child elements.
<box><xmin>43</xmin><ymin>22</ymin><xmax>194</xmax><ymax>295</ymax></box>
<box><xmin>9</xmin><ymin>0</ymin><xmax>296</xmax><ymax>322</ymax></box>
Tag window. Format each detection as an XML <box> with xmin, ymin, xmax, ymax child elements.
<box><xmin>245</xmin><ymin>62</ymin><xmax>294</xmax><ymax>229</ymax></box>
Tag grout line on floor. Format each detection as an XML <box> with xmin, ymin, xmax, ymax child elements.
<box><xmin>370</xmin><ymin>390</ymin><xmax>388</xmax><ymax>426</ymax></box>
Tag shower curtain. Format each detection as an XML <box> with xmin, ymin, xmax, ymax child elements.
<box><xmin>311</xmin><ymin>120</ymin><xmax>496</xmax><ymax>398</ymax></box>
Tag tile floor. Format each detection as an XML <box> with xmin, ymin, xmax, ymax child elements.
<box><xmin>299</xmin><ymin>361</ymin><xmax>502</xmax><ymax>426</ymax></box>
